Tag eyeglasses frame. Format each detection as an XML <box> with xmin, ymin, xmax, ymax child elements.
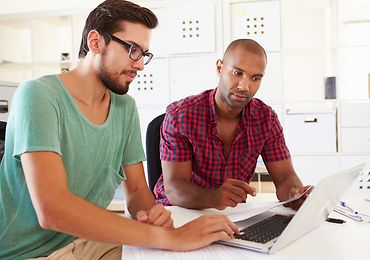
<box><xmin>106</xmin><ymin>33</ymin><xmax>153</xmax><ymax>65</ymax></box>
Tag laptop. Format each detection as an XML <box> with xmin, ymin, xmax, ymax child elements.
<box><xmin>218</xmin><ymin>163</ymin><xmax>365</xmax><ymax>254</ymax></box>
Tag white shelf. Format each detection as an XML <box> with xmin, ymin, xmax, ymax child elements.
<box><xmin>0</xmin><ymin>12</ymin><xmax>85</xmax><ymax>82</ymax></box>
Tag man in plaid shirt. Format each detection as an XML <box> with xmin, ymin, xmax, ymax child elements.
<box><xmin>154</xmin><ymin>39</ymin><xmax>311</xmax><ymax>210</ymax></box>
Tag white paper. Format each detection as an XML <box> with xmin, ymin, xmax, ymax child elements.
<box><xmin>124</xmin><ymin>244</ymin><xmax>233</xmax><ymax>260</ymax></box>
<box><xmin>124</xmin><ymin>244</ymin><xmax>291</xmax><ymax>260</ymax></box>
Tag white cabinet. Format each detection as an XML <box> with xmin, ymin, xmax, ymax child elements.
<box><xmin>284</xmin><ymin>108</ymin><xmax>337</xmax><ymax>154</ymax></box>
<box><xmin>340</xmin><ymin>101</ymin><xmax>370</xmax><ymax>153</ymax></box>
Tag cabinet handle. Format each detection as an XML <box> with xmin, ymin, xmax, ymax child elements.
<box><xmin>304</xmin><ymin>117</ymin><xmax>318</xmax><ymax>123</ymax></box>
<box><xmin>0</xmin><ymin>100</ymin><xmax>8</xmax><ymax>113</ymax></box>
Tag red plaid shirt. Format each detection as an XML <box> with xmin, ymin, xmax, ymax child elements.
<box><xmin>154</xmin><ymin>89</ymin><xmax>290</xmax><ymax>205</ymax></box>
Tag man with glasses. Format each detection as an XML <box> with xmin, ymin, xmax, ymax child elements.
<box><xmin>0</xmin><ymin>1</ymin><xmax>238</xmax><ymax>259</ymax></box>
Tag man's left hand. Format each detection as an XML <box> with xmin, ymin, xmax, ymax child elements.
<box><xmin>136</xmin><ymin>204</ymin><xmax>174</xmax><ymax>228</ymax></box>
<box><xmin>284</xmin><ymin>185</ymin><xmax>313</xmax><ymax>210</ymax></box>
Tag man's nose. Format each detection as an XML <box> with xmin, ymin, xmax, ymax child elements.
<box><xmin>237</xmin><ymin>78</ymin><xmax>250</xmax><ymax>92</ymax></box>
<box><xmin>132</xmin><ymin>57</ymin><xmax>145</xmax><ymax>71</ymax></box>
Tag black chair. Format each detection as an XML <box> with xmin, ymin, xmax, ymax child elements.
<box><xmin>0</xmin><ymin>121</ymin><xmax>6</xmax><ymax>161</ymax></box>
<box><xmin>146</xmin><ymin>113</ymin><xmax>165</xmax><ymax>193</ymax></box>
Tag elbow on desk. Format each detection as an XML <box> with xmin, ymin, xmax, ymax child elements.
<box><xmin>164</xmin><ymin>183</ymin><xmax>187</xmax><ymax>207</ymax></box>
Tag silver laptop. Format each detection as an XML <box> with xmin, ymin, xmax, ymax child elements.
<box><xmin>218</xmin><ymin>163</ymin><xmax>365</xmax><ymax>254</ymax></box>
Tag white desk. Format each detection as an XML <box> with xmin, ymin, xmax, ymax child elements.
<box><xmin>123</xmin><ymin>193</ymin><xmax>370</xmax><ymax>260</ymax></box>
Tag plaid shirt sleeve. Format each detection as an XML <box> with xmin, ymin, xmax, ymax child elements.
<box><xmin>261</xmin><ymin>111</ymin><xmax>291</xmax><ymax>162</ymax></box>
<box><xmin>160</xmin><ymin>108</ymin><xmax>192</xmax><ymax>162</ymax></box>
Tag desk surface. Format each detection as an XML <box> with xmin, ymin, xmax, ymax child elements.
<box><xmin>123</xmin><ymin>193</ymin><xmax>370</xmax><ymax>260</ymax></box>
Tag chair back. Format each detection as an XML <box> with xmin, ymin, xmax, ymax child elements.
<box><xmin>146</xmin><ymin>113</ymin><xmax>165</xmax><ymax>193</ymax></box>
<box><xmin>0</xmin><ymin>121</ymin><xmax>6</xmax><ymax>161</ymax></box>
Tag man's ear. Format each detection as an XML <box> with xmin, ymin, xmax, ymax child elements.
<box><xmin>216</xmin><ymin>59</ymin><xmax>223</xmax><ymax>76</ymax></box>
<box><xmin>87</xmin><ymin>30</ymin><xmax>104</xmax><ymax>54</ymax></box>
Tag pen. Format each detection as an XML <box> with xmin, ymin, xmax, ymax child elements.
<box><xmin>326</xmin><ymin>217</ymin><xmax>346</xmax><ymax>224</ymax></box>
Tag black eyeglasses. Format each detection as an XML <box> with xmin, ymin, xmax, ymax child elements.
<box><xmin>106</xmin><ymin>34</ymin><xmax>153</xmax><ymax>65</ymax></box>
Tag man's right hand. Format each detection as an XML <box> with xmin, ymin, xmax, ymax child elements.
<box><xmin>213</xmin><ymin>178</ymin><xmax>256</xmax><ymax>210</ymax></box>
<box><xmin>166</xmin><ymin>215</ymin><xmax>239</xmax><ymax>251</ymax></box>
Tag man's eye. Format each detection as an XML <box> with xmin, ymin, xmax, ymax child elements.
<box><xmin>233</xmin><ymin>71</ymin><xmax>242</xmax><ymax>76</ymax></box>
<box><xmin>252</xmin><ymin>76</ymin><xmax>262</xmax><ymax>81</ymax></box>
<box><xmin>131</xmin><ymin>45</ymin><xmax>139</xmax><ymax>52</ymax></box>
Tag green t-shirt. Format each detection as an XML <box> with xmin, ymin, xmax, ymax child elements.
<box><xmin>0</xmin><ymin>75</ymin><xmax>145</xmax><ymax>259</ymax></box>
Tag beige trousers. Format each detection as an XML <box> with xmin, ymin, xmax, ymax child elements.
<box><xmin>31</xmin><ymin>238</ymin><xmax>122</xmax><ymax>260</ymax></box>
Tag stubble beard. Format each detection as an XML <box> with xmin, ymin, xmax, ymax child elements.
<box><xmin>98</xmin><ymin>56</ymin><xmax>130</xmax><ymax>95</ymax></box>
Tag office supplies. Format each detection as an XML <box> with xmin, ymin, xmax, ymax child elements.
<box><xmin>333</xmin><ymin>200</ymin><xmax>370</xmax><ymax>222</ymax></box>
<box><xmin>326</xmin><ymin>217</ymin><xmax>345</xmax><ymax>224</ymax></box>
<box><xmin>218</xmin><ymin>163</ymin><xmax>365</xmax><ymax>254</ymax></box>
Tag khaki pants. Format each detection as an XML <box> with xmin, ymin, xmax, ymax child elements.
<box><xmin>31</xmin><ymin>238</ymin><xmax>122</xmax><ymax>260</ymax></box>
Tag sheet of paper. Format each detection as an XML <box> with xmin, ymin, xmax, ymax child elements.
<box><xmin>123</xmin><ymin>244</ymin><xmax>291</xmax><ymax>260</ymax></box>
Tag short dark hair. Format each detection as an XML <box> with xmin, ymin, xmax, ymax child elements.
<box><xmin>78</xmin><ymin>0</ymin><xmax>158</xmax><ymax>58</ymax></box>
<box><xmin>223</xmin><ymin>39</ymin><xmax>267</xmax><ymax>62</ymax></box>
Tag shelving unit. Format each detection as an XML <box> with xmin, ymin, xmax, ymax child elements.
<box><xmin>0</xmin><ymin>12</ymin><xmax>87</xmax><ymax>83</ymax></box>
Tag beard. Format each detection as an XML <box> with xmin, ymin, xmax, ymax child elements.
<box><xmin>219</xmin><ymin>84</ymin><xmax>251</xmax><ymax>109</ymax></box>
<box><xmin>97</xmin><ymin>54</ymin><xmax>132</xmax><ymax>95</ymax></box>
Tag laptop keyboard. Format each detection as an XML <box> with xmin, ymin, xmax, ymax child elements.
<box><xmin>235</xmin><ymin>214</ymin><xmax>293</xmax><ymax>244</ymax></box>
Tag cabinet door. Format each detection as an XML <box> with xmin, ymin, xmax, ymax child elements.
<box><xmin>254</xmin><ymin>52</ymin><xmax>283</xmax><ymax>103</ymax></box>
<box><xmin>167</xmin><ymin>4</ymin><xmax>215</xmax><ymax>54</ymax></box>
<box><xmin>169</xmin><ymin>55</ymin><xmax>218</xmax><ymax>101</ymax></box>
<box><xmin>229</xmin><ymin>0</ymin><xmax>281</xmax><ymax>52</ymax></box>
<box><xmin>341</xmin><ymin>128</ymin><xmax>370</xmax><ymax>153</ymax></box>
<box><xmin>283</xmin><ymin>53</ymin><xmax>326</xmax><ymax>102</ymax></box>
<box><xmin>339</xmin><ymin>46</ymin><xmax>370</xmax><ymax>100</ymax></box>
<box><xmin>341</xmin><ymin>101</ymin><xmax>370</xmax><ymax>127</ymax></box>
<box><xmin>150</xmin><ymin>8</ymin><xmax>167</xmax><ymax>58</ymax></box>
<box><xmin>130</xmin><ymin>58</ymin><xmax>170</xmax><ymax>106</ymax></box>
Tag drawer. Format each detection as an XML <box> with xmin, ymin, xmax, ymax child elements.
<box><xmin>284</xmin><ymin>110</ymin><xmax>337</xmax><ymax>154</ymax></box>
<box><xmin>341</xmin><ymin>101</ymin><xmax>370</xmax><ymax>127</ymax></box>
<box><xmin>341</xmin><ymin>128</ymin><xmax>370</xmax><ymax>153</ymax></box>
<box><xmin>0</xmin><ymin>85</ymin><xmax>17</xmax><ymax>122</ymax></box>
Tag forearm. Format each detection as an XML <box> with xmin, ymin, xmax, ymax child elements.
<box><xmin>41</xmin><ymin>190</ymin><xmax>170</xmax><ymax>248</ymax></box>
<box><xmin>166</xmin><ymin>179</ymin><xmax>217</xmax><ymax>209</ymax></box>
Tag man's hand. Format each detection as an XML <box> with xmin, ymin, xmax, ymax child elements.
<box><xmin>284</xmin><ymin>185</ymin><xmax>313</xmax><ymax>210</ymax></box>
<box><xmin>213</xmin><ymin>178</ymin><xmax>256</xmax><ymax>210</ymax></box>
<box><xmin>166</xmin><ymin>215</ymin><xmax>239</xmax><ymax>251</ymax></box>
<box><xmin>136</xmin><ymin>204</ymin><xmax>174</xmax><ymax>228</ymax></box>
